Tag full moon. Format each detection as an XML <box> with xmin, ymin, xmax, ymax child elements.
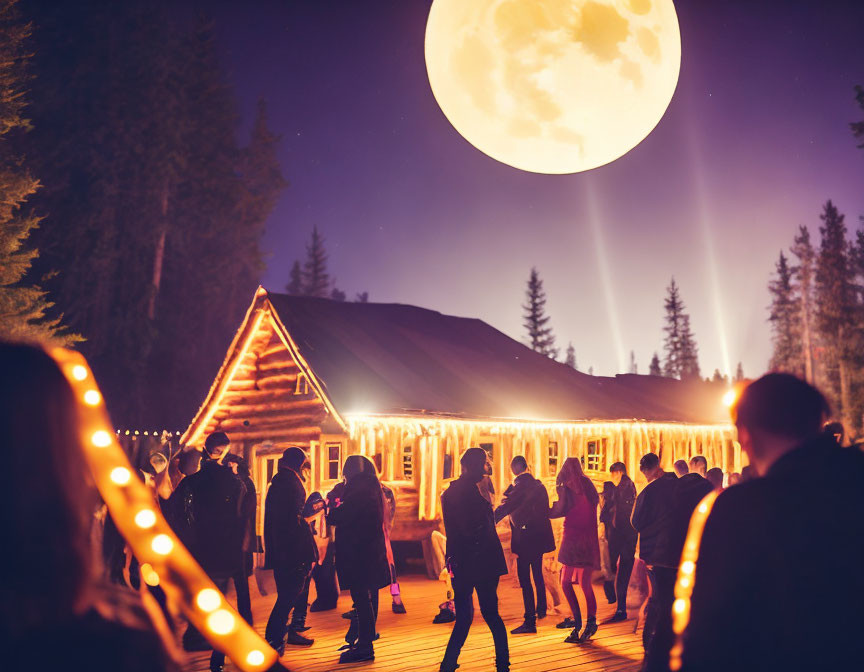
<box><xmin>425</xmin><ymin>0</ymin><xmax>681</xmax><ymax>174</ymax></box>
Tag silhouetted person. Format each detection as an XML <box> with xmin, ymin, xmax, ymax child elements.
<box><xmin>678</xmin><ymin>374</ymin><xmax>864</xmax><ymax>672</ymax></box>
<box><xmin>381</xmin><ymin>483</ymin><xmax>406</xmax><ymax>614</ymax></box>
<box><xmin>169</xmin><ymin>431</ymin><xmax>246</xmax><ymax>672</ymax></box>
<box><xmin>550</xmin><ymin>457</ymin><xmax>600</xmax><ymax>644</ymax></box>
<box><xmin>673</xmin><ymin>459</ymin><xmax>689</xmax><ymax>477</ymax></box>
<box><xmin>688</xmin><ymin>455</ymin><xmax>707</xmax><ymax>478</ymax></box>
<box><xmin>634</xmin><ymin>453</ymin><xmax>712</xmax><ymax>672</ymax></box>
<box><xmin>264</xmin><ymin>447</ymin><xmax>317</xmax><ymax>652</ymax></box>
<box><xmin>223</xmin><ymin>454</ymin><xmax>256</xmax><ymax>626</ymax></box>
<box><xmin>0</xmin><ymin>343</ymin><xmax>176</xmax><ymax>672</ymax></box>
<box><xmin>329</xmin><ymin>455</ymin><xmax>391</xmax><ymax>664</ymax></box>
<box><xmin>310</xmin><ymin>480</ymin><xmax>344</xmax><ymax>612</ymax></box>
<box><xmin>705</xmin><ymin>467</ymin><xmax>724</xmax><ymax>490</ymax></box>
<box><xmin>823</xmin><ymin>420</ymin><xmax>845</xmax><ymax>446</ymax></box>
<box><xmin>440</xmin><ymin>448</ymin><xmax>509</xmax><ymax>672</ymax></box>
<box><xmin>494</xmin><ymin>455</ymin><xmax>555</xmax><ymax>634</ymax></box>
<box><xmin>603</xmin><ymin>461</ymin><xmax>637</xmax><ymax>623</ymax></box>
<box><xmin>727</xmin><ymin>472</ymin><xmax>741</xmax><ymax>486</ymax></box>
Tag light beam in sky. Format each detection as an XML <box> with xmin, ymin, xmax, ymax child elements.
<box><xmin>688</xmin><ymin>125</ymin><xmax>732</xmax><ymax>380</ymax></box>
<box><xmin>585</xmin><ymin>180</ymin><xmax>627</xmax><ymax>374</ymax></box>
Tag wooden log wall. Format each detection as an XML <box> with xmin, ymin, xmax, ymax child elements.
<box><xmin>200</xmin><ymin>313</ymin><xmax>330</xmax><ymax>457</ymax></box>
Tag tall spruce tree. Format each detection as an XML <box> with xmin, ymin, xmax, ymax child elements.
<box><xmin>814</xmin><ymin>200</ymin><xmax>856</xmax><ymax>431</ymax></box>
<box><xmin>790</xmin><ymin>226</ymin><xmax>817</xmax><ymax>383</ymax></box>
<box><xmin>649</xmin><ymin>352</ymin><xmax>662</xmax><ymax>376</ymax></box>
<box><xmin>522</xmin><ymin>267</ymin><xmax>557</xmax><ymax>359</ymax></box>
<box><xmin>303</xmin><ymin>225</ymin><xmax>330</xmax><ymax>298</ymax></box>
<box><xmin>286</xmin><ymin>260</ymin><xmax>303</xmax><ymax>295</ymax></box>
<box><xmin>565</xmin><ymin>342</ymin><xmax>577</xmax><ymax>369</ymax></box>
<box><xmin>662</xmin><ymin>278</ymin><xmax>700</xmax><ymax>379</ymax></box>
<box><xmin>768</xmin><ymin>251</ymin><xmax>802</xmax><ymax>374</ymax></box>
<box><xmin>735</xmin><ymin>362</ymin><xmax>744</xmax><ymax>382</ymax></box>
<box><xmin>851</xmin><ymin>85</ymin><xmax>864</xmax><ymax>148</ymax></box>
<box><xmin>0</xmin><ymin>0</ymin><xmax>75</xmax><ymax>345</ymax></box>
<box><xmin>629</xmin><ymin>350</ymin><xmax>638</xmax><ymax>374</ymax></box>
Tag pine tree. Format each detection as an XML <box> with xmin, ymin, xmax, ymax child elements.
<box><xmin>649</xmin><ymin>352</ymin><xmax>662</xmax><ymax>376</ymax></box>
<box><xmin>662</xmin><ymin>278</ymin><xmax>700</xmax><ymax>379</ymax></box>
<box><xmin>303</xmin><ymin>225</ymin><xmax>330</xmax><ymax>298</ymax></box>
<box><xmin>565</xmin><ymin>343</ymin><xmax>577</xmax><ymax>369</ymax></box>
<box><xmin>355</xmin><ymin>291</ymin><xmax>369</xmax><ymax>303</ymax></box>
<box><xmin>814</xmin><ymin>200</ymin><xmax>856</xmax><ymax>430</ymax></box>
<box><xmin>0</xmin><ymin>0</ymin><xmax>76</xmax><ymax>345</ymax></box>
<box><xmin>735</xmin><ymin>362</ymin><xmax>744</xmax><ymax>382</ymax></box>
<box><xmin>629</xmin><ymin>350</ymin><xmax>638</xmax><ymax>374</ymax></box>
<box><xmin>330</xmin><ymin>287</ymin><xmax>346</xmax><ymax>301</ymax></box>
<box><xmin>286</xmin><ymin>260</ymin><xmax>303</xmax><ymax>295</ymax></box>
<box><xmin>851</xmin><ymin>85</ymin><xmax>864</xmax><ymax>148</ymax></box>
<box><xmin>588</xmin><ymin>366</ymin><xmax>594</xmax><ymax>376</ymax></box>
<box><xmin>768</xmin><ymin>251</ymin><xmax>802</xmax><ymax>374</ymax></box>
<box><xmin>522</xmin><ymin>267</ymin><xmax>557</xmax><ymax>358</ymax></box>
<box><xmin>790</xmin><ymin>226</ymin><xmax>817</xmax><ymax>383</ymax></box>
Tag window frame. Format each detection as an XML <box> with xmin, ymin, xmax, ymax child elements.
<box><xmin>584</xmin><ymin>436</ymin><xmax>608</xmax><ymax>474</ymax></box>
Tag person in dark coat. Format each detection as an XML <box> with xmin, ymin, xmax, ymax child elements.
<box><xmin>309</xmin><ymin>480</ymin><xmax>343</xmax><ymax>613</ymax></box>
<box><xmin>604</xmin><ymin>461</ymin><xmax>637</xmax><ymax>623</ymax></box>
<box><xmin>328</xmin><ymin>455</ymin><xmax>391</xmax><ymax>664</ymax></box>
<box><xmin>223</xmin><ymin>454</ymin><xmax>256</xmax><ymax>626</ymax></box>
<box><xmin>440</xmin><ymin>447</ymin><xmax>509</xmax><ymax>672</ymax></box>
<box><xmin>165</xmin><ymin>431</ymin><xmax>246</xmax><ymax>672</ymax></box>
<box><xmin>676</xmin><ymin>374</ymin><xmax>864</xmax><ymax>672</ymax></box>
<box><xmin>263</xmin><ymin>447</ymin><xmax>317</xmax><ymax>652</ymax></box>
<box><xmin>549</xmin><ymin>457</ymin><xmax>601</xmax><ymax>644</ymax></box>
<box><xmin>633</xmin><ymin>452</ymin><xmax>712</xmax><ymax>672</ymax></box>
<box><xmin>494</xmin><ymin>455</ymin><xmax>555</xmax><ymax>634</ymax></box>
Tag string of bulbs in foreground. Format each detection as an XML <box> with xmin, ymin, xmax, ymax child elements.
<box><xmin>52</xmin><ymin>347</ymin><xmax>280</xmax><ymax>672</ymax></box>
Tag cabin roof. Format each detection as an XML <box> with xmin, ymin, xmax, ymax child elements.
<box><xmin>261</xmin><ymin>291</ymin><xmax>729</xmax><ymax>425</ymax></box>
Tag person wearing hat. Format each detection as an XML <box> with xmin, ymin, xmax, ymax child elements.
<box><xmin>439</xmin><ymin>447</ymin><xmax>509</xmax><ymax>672</ymax></box>
<box><xmin>167</xmin><ymin>431</ymin><xmax>247</xmax><ymax>672</ymax></box>
<box><xmin>263</xmin><ymin>447</ymin><xmax>318</xmax><ymax>653</ymax></box>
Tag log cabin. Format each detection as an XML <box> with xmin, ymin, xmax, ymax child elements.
<box><xmin>181</xmin><ymin>287</ymin><xmax>739</xmax><ymax>563</ymax></box>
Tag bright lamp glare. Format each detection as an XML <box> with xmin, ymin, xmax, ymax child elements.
<box><xmin>722</xmin><ymin>389</ymin><xmax>737</xmax><ymax>408</ymax></box>
<box><xmin>83</xmin><ymin>389</ymin><xmax>101</xmax><ymax>406</ymax></box>
<box><xmin>71</xmin><ymin>365</ymin><xmax>88</xmax><ymax>381</ymax></box>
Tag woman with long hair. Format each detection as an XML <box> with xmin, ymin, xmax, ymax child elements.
<box><xmin>328</xmin><ymin>455</ymin><xmax>390</xmax><ymax>664</ymax></box>
<box><xmin>0</xmin><ymin>342</ymin><xmax>175</xmax><ymax>671</ymax></box>
<box><xmin>550</xmin><ymin>457</ymin><xmax>601</xmax><ymax>644</ymax></box>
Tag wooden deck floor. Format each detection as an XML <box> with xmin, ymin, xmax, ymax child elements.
<box><xmin>185</xmin><ymin>573</ymin><xmax>644</xmax><ymax>672</ymax></box>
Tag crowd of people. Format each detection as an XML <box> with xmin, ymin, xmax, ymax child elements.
<box><xmin>2</xmin><ymin>340</ymin><xmax>863</xmax><ymax>672</ymax></box>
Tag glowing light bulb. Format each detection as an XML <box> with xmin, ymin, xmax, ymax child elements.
<box><xmin>141</xmin><ymin>563</ymin><xmax>160</xmax><ymax>586</ymax></box>
<box><xmin>697</xmin><ymin>502</ymin><xmax>708</xmax><ymax>514</ymax></box>
<box><xmin>246</xmin><ymin>650</ymin><xmax>266</xmax><ymax>666</ymax></box>
<box><xmin>151</xmin><ymin>534</ymin><xmax>173</xmax><ymax>555</ymax></box>
<box><xmin>135</xmin><ymin>509</ymin><xmax>157</xmax><ymax>529</ymax></box>
<box><xmin>110</xmin><ymin>467</ymin><xmax>131</xmax><ymax>485</ymax></box>
<box><xmin>722</xmin><ymin>388</ymin><xmax>737</xmax><ymax>408</ymax></box>
<box><xmin>83</xmin><ymin>389</ymin><xmax>101</xmax><ymax>406</ymax></box>
<box><xmin>679</xmin><ymin>576</ymin><xmax>691</xmax><ymax>589</ymax></box>
<box><xmin>196</xmin><ymin>588</ymin><xmax>222</xmax><ymax>613</ymax></box>
<box><xmin>91</xmin><ymin>430</ymin><xmax>111</xmax><ymax>447</ymax></box>
<box><xmin>71</xmin><ymin>365</ymin><xmax>88</xmax><ymax>381</ymax></box>
<box><xmin>680</xmin><ymin>561</ymin><xmax>695</xmax><ymax>576</ymax></box>
<box><xmin>673</xmin><ymin>599</ymin><xmax>687</xmax><ymax>614</ymax></box>
<box><xmin>206</xmin><ymin>609</ymin><xmax>236</xmax><ymax>635</ymax></box>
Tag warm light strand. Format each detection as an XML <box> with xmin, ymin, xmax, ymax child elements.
<box><xmin>51</xmin><ymin>348</ymin><xmax>279</xmax><ymax>672</ymax></box>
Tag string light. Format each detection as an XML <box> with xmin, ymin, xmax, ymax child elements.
<box><xmin>151</xmin><ymin>534</ymin><xmax>173</xmax><ymax>555</ymax></box>
<box><xmin>110</xmin><ymin>467</ymin><xmax>131</xmax><ymax>485</ymax></box>
<box><xmin>91</xmin><ymin>430</ymin><xmax>112</xmax><ymax>447</ymax></box>
<box><xmin>207</xmin><ymin>609</ymin><xmax>236</xmax><ymax>635</ymax></box>
<box><xmin>196</xmin><ymin>588</ymin><xmax>222</xmax><ymax>613</ymax></box>
<box><xmin>134</xmin><ymin>509</ymin><xmax>157</xmax><ymax>529</ymax></box>
<box><xmin>49</xmin><ymin>346</ymin><xmax>340</xmax><ymax>672</ymax></box>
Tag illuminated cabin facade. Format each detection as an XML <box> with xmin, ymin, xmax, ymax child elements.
<box><xmin>182</xmin><ymin>287</ymin><xmax>739</xmax><ymax>549</ymax></box>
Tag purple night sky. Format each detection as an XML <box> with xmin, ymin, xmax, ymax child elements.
<box><xmin>207</xmin><ymin>0</ymin><xmax>864</xmax><ymax>379</ymax></box>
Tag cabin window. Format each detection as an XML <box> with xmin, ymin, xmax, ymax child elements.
<box><xmin>401</xmin><ymin>445</ymin><xmax>414</xmax><ymax>479</ymax></box>
<box><xmin>479</xmin><ymin>442</ymin><xmax>494</xmax><ymax>460</ymax></box>
<box><xmin>585</xmin><ymin>438</ymin><xmax>608</xmax><ymax>472</ymax></box>
<box><xmin>294</xmin><ymin>373</ymin><xmax>310</xmax><ymax>395</ymax></box>
<box><xmin>548</xmin><ymin>441</ymin><xmax>559</xmax><ymax>476</ymax></box>
<box><xmin>325</xmin><ymin>442</ymin><xmax>342</xmax><ymax>481</ymax></box>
